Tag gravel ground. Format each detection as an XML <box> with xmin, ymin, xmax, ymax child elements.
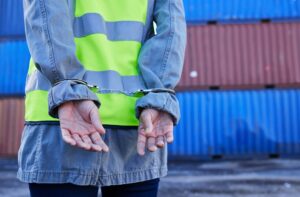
<box><xmin>1</xmin><ymin>158</ymin><xmax>300</xmax><ymax>197</ymax></box>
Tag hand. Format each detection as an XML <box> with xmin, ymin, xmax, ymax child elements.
<box><xmin>137</xmin><ymin>108</ymin><xmax>174</xmax><ymax>156</ymax></box>
<box><xmin>58</xmin><ymin>100</ymin><xmax>109</xmax><ymax>152</ymax></box>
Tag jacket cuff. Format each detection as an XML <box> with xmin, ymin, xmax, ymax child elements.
<box><xmin>135</xmin><ymin>92</ymin><xmax>180</xmax><ymax>125</ymax></box>
<box><xmin>48</xmin><ymin>80</ymin><xmax>100</xmax><ymax>118</ymax></box>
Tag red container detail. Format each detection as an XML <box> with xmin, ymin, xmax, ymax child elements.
<box><xmin>178</xmin><ymin>22</ymin><xmax>300</xmax><ymax>90</ymax></box>
<box><xmin>0</xmin><ymin>98</ymin><xmax>24</xmax><ymax>156</ymax></box>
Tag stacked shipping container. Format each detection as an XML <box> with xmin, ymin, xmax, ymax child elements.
<box><xmin>179</xmin><ymin>22</ymin><xmax>300</xmax><ymax>90</ymax></box>
<box><xmin>168</xmin><ymin>0</ymin><xmax>300</xmax><ymax>158</ymax></box>
<box><xmin>170</xmin><ymin>90</ymin><xmax>300</xmax><ymax>157</ymax></box>
<box><xmin>0</xmin><ymin>41</ymin><xmax>29</xmax><ymax>95</ymax></box>
<box><xmin>0</xmin><ymin>0</ymin><xmax>24</xmax><ymax>38</ymax></box>
<box><xmin>0</xmin><ymin>98</ymin><xmax>24</xmax><ymax>156</ymax></box>
<box><xmin>0</xmin><ymin>0</ymin><xmax>27</xmax><ymax>156</ymax></box>
<box><xmin>184</xmin><ymin>0</ymin><xmax>300</xmax><ymax>23</ymax></box>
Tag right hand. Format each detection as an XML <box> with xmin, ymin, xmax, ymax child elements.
<box><xmin>137</xmin><ymin>108</ymin><xmax>174</xmax><ymax>156</ymax></box>
<box><xmin>58</xmin><ymin>100</ymin><xmax>109</xmax><ymax>152</ymax></box>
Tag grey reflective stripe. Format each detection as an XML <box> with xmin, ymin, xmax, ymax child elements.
<box><xmin>26</xmin><ymin>70</ymin><xmax>146</xmax><ymax>95</ymax></box>
<box><xmin>74</xmin><ymin>13</ymin><xmax>144</xmax><ymax>42</ymax></box>
<box><xmin>25</xmin><ymin>71</ymin><xmax>51</xmax><ymax>93</ymax></box>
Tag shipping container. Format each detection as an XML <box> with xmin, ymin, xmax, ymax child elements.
<box><xmin>1</xmin><ymin>0</ymin><xmax>300</xmax><ymax>36</ymax></box>
<box><xmin>0</xmin><ymin>98</ymin><xmax>24</xmax><ymax>156</ymax></box>
<box><xmin>169</xmin><ymin>89</ymin><xmax>300</xmax><ymax>158</ymax></box>
<box><xmin>0</xmin><ymin>0</ymin><xmax>25</xmax><ymax>37</ymax></box>
<box><xmin>184</xmin><ymin>0</ymin><xmax>300</xmax><ymax>23</ymax></box>
<box><xmin>0</xmin><ymin>40</ymin><xmax>30</xmax><ymax>95</ymax></box>
<box><xmin>179</xmin><ymin>22</ymin><xmax>300</xmax><ymax>90</ymax></box>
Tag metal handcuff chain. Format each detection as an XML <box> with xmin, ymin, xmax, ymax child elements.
<box><xmin>54</xmin><ymin>79</ymin><xmax>176</xmax><ymax>97</ymax></box>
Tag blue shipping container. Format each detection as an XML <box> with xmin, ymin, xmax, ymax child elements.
<box><xmin>2</xmin><ymin>0</ymin><xmax>300</xmax><ymax>34</ymax></box>
<box><xmin>184</xmin><ymin>0</ymin><xmax>300</xmax><ymax>23</ymax></box>
<box><xmin>0</xmin><ymin>0</ymin><xmax>25</xmax><ymax>37</ymax></box>
<box><xmin>169</xmin><ymin>90</ymin><xmax>300</xmax><ymax>157</ymax></box>
<box><xmin>0</xmin><ymin>41</ymin><xmax>30</xmax><ymax>95</ymax></box>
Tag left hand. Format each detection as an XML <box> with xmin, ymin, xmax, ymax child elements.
<box><xmin>137</xmin><ymin>108</ymin><xmax>174</xmax><ymax>156</ymax></box>
<box><xmin>58</xmin><ymin>100</ymin><xmax>109</xmax><ymax>152</ymax></box>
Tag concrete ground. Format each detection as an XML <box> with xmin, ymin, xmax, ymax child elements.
<box><xmin>1</xmin><ymin>158</ymin><xmax>300</xmax><ymax>197</ymax></box>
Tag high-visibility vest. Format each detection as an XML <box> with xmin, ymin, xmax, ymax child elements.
<box><xmin>25</xmin><ymin>0</ymin><xmax>153</xmax><ymax>126</ymax></box>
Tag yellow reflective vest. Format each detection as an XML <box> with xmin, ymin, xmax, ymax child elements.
<box><xmin>25</xmin><ymin>0</ymin><xmax>152</xmax><ymax>126</ymax></box>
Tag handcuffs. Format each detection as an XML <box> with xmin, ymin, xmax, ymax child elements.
<box><xmin>54</xmin><ymin>79</ymin><xmax>176</xmax><ymax>97</ymax></box>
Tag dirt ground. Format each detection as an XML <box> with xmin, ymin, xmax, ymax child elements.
<box><xmin>1</xmin><ymin>158</ymin><xmax>300</xmax><ymax>197</ymax></box>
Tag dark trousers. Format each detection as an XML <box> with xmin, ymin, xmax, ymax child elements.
<box><xmin>29</xmin><ymin>178</ymin><xmax>160</xmax><ymax>197</ymax></box>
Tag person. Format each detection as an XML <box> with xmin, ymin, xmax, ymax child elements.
<box><xmin>17</xmin><ymin>0</ymin><xmax>186</xmax><ymax>196</ymax></box>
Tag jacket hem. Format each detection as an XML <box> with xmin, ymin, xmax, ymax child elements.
<box><xmin>16</xmin><ymin>167</ymin><xmax>168</xmax><ymax>186</ymax></box>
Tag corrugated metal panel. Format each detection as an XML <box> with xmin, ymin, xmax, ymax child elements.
<box><xmin>0</xmin><ymin>0</ymin><xmax>25</xmax><ymax>37</ymax></box>
<box><xmin>0</xmin><ymin>41</ymin><xmax>30</xmax><ymax>95</ymax></box>
<box><xmin>0</xmin><ymin>98</ymin><xmax>24</xmax><ymax>156</ymax></box>
<box><xmin>169</xmin><ymin>90</ymin><xmax>300</xmax><ymax>157</ymax></box>
<box><xmin>1</xmin><ymin>0</ymin><xmax>300</xmax><ymax>36</ymax></box>
<box><xmin>184</xmin><ymin>0</ymin><xmax>300</xmax><ymax>23</ymax></box>
<box><xmin>179</xmin><ymin>22</ymin><xmax>300</xmax><ymax>89</ymax></box>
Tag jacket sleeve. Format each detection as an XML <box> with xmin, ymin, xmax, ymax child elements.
<box><xmin>23</xmin><ymin>0</ymin><xmax>100</xmax><ymax>118</ymax></box>
<box><xmin>135</xmin><ymin>0</ymin><xmax>187</xmax><ymax>124</ymax></box>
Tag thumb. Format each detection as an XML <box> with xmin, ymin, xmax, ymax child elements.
<box><xmin>140</xmin><ymin>111</ymin><xmax>153</xmax><ymax>135</ymax></box>
<box><xmin>90</xmin><ymin>107</ymin><xmax>106</xmax><ymax>135</ymax></box>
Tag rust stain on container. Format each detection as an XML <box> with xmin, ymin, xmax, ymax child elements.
<box><xmin>179</xmin><ymin>22</ymin><xmax>300</xmax><ymax>89</ymax></box>
<box><xmin>0</xmin><ymin>98</ymin><xmax>24</xmax><ymax>156</ymax></box>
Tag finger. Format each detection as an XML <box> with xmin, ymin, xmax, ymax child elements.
<box><xmin>90</xmin><ymin>132</ymin><xmax>109</xmax><ymax>152</ymax></box>
<box><xmin>158</xmin><ymin>121</ymin><xmax>174</xmax><ymax>143</ymax></box>
<box><xmin>166</xmin><ymin>132</ymin><xmax>174</xmax><ymax>143</ymax></box>
<box><xmin>137</xmin><ymin>132</ymin><xmax>147</xmax><ymax>156</ymax></box>
<box><xmin>153</xmin><ymin>124</ymin><xmax>165</xmax><ymax>148</ymax></box>
<box><xmin>90</xmin><ymin>107</ymin><xmax>106</xmax><ymax>135</ymax></box>
<box><xmin>90</xmin><ymin>132</ymin><xmax>102</xmax><ymax>151</ymax></box>
<box><xmin>164</xmin><ymin>124</ymin><xmax>174</xmax><ymax>143</ymax></box>
<box><xmin>90</xmin><ymin>143</ymin><xmax>103</xmax><ymax>152</ymax></box>
<box><xmin>156</xmin><ymin>135</ymin><xmax>165</xmax><ymax>148</ymax></box>
<box><xmin>140</xmin><ymin>112</ymin><xmax>153</xmax><ymax>135</ymax></box>
<box><xmin>82</xmin><ymin>135</ymin><xmax>102</xmax><ymax>152</ymax></box>
<box><xmin>61</xmin><ymin>129</ymin><xmax>76</xmax><ymax>146</ymax></box>
<box><xmin>81</xmin><ymin>135</ymin><xmax>93</xmax><ymax>145</ymax></box>
<box><xmin>147</xmin><ymin>137</ymin><xmax>157</xmax><ymax>152</ymax></box>
<box><xmin>138</xmin><ymin>122</ymin><xmax>144</xmax><ymax>134</ymax></box>
<box><xmin>72</xmin><ymin>134</ymin><xmax>91</xmax><ymax>150</ymax></box>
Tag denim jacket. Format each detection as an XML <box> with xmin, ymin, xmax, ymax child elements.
<box><xmin>23</xmin><ymin>0</ymin><xmax>186</xmax><ymax>124</ymax></box>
